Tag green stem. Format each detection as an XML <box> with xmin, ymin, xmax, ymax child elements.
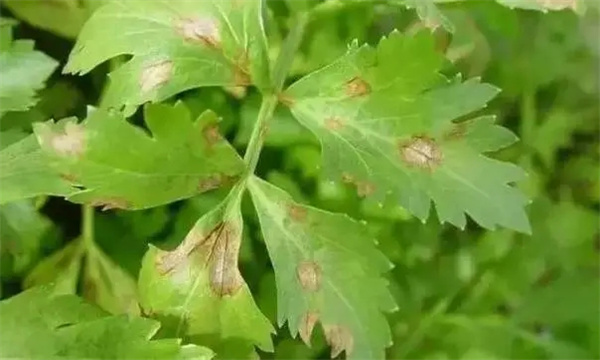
<box><xmin>395</xmin><ymin>298</ymin><xmax>450</xmax><ymax>358</ymax></box>
<box><xmin>82</xmin><ymin>205</ymin><xmax>95</xmax><ymax>250</ymax></box>
<box><xmin>242</xmin><ymin>94</ymin><xmax>278</xmax><ymax>174</ymax></box>
<box><xmin>240</xmin><ymin>13</ymin><xmax>309</xmax><ymax>181</ymax></box>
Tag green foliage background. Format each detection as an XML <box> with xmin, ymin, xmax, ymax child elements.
<box><xmin>0</xmin><ymin>0</ymin><xmax>598</xmax><ymax>359</ymax></box>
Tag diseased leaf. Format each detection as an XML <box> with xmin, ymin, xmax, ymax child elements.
<box><xmin>284</xmin><ymin>31</ymin><xmax>530</xmax><ymax>233</ymax></box>
<box><xmin>138</xmin><ymin>191</ymin><xmax>274</xmax><ymax>356</ymax></box>
<box><xmin>0</xmin><ymin>132</ymin><xmax>74</xmax><ymax>204</ymax></box>
<box><xmin>65</xmin><ymin>0</ymin><xmax>270</xmax><ymax>114</ymax></box>
<box><xmin>0</xmin><ymin>18</ymin><xmax>58</xmax><ymax>117</ymax></box>
<box><xmin>33</xmin><ymin>102</ymin><xmax>244</xmax><ymax>210</ymax></box>
<box><xmin>248</xmin><ymin>177</ymin><xmax>396</xmax><ymax>359</ymax></box>
<box><xmin>0</xmin><ymin>286</ymin><xmax>214</xmax><ymax>360</ymax></box>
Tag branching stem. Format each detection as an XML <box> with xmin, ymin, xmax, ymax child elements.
<box><xmin>234</xmin><ymin>12</ymin><xmax>309</xmax><ymax>201</ymax></box>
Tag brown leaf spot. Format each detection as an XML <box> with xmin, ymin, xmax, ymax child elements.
<box><xmin>345</xmin><ymin>77</ymin><xmax>371</xmax><ymax>97</ymax></box>
<box><xmin>297</xmin><ymin>261</ymin><xmax>321</xmax><ymax>292</ymax></box>
<box><xmin>233</xmin><ymin>51</ymin><xmax>251</xmax><ymax>86</ymax></box>
<box><xmin>399</xmin><ymin>136</ymin><xmax>443</xmax><ymax>170</ymax></box>
<box><xmin>203</xmin><ymin>124</ymin><xmax>221</xmax><ymax>147</ymax></box>
<box><xmin>175</xmin><ymin>16</ymin><xmax>221</xmax><ymax>47</ymax></box>
<box><xmin>356</xmin><ymin>181</ymin><xmax>375</xmax><ymax>197</ymax></box>
<box><xmin>324</xmin><ymin>117</ymin><xmax>344</xmax><ymax>131</ymax></box>
<box><xmin>233</xmin><ymin>66</ymin><xmax>251</xmax><ymax>87</ymax></box>
<box><xmin>299</xmin><ymin>312</ymin><xmax>319</xmax><ymax>346</ymax></box>
<box><xmin>90</xmin><ymin>197</ymin><xmax>130</xmax><ymax>211</ymax></box>
<box><xmin>156</xmin><ymin>229</ymin><xmax>202</xmax><ymax>275</ymax></box>
<box><xmin>287</xmin><ymin>203</ymin><xmax>307</xmax><ymax>222</ymax></box>
<box><xmin>341</xmin><ymin>173</ymin><xmax>374</xmax><ymax>197</ymax></box>
<box><xmin>342</xmin><ymin>172</ymin><xmax>355</xmax><ymax>184</ymax></box>
<box><xmin>49</xmin><ymin>122</ymin><xmax>86</xmax><ymax>158</ymax></box>
<box><xmin>140</xmin><ymin>60</ymin><xmax>173</xmax><ymax>93</ymax></box>
<box><xmin>324</xmin><ymin>324</ymin><xmax>354</xmax><ymax>358</ymax></box>
<box><xmin>207</xmin><ymin>222</ymin><xmax>244</xmax><ymax>296</ymax></box>
<box><xmin>59</xmin><ymin>173</ymin><xmax>78</xmax><ymax>183</ymax></box>
<box><xmin>536</xmin><ymin>0</ymin><xmax>577</xmax><ymax>10</ymax></box>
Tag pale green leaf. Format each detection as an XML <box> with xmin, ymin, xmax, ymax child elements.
<box><xmin>0</xmin><ymin>19</ymin><xmax>58</xmax><ymax>117</ymax></box>
<box><xmin>284</xmin><ymin>31</ymin><xmax>530</xmax><ymax>233</ymax></box>
<box><xmin>24</xmin><ymin>240</ymin><xmax>84</xmax><ymax>295</ymax></box>
<box><xmin>138</xmin><ymin>191</ymin><xmax>274</xmax><ymax>356</ymax></box>
<box><xmin>0</xmin><ymin>132</ymin><xmax>74</xmax><ymax>204</ymax></box>
<box><xmin>393</xmin><ymin>0</ymin><xmax>585</xmax><ymax>33</ymax></box>
<box><xmin>65</xmin><ymin>0</ymin><xmax>270</xmax><ymax>113</ymax></box>
<box><xmin>23</xmin><ymin>235</ymin><xmax>138</xmax><ymax>315</ymax></box>
<box><xmin>83</xmin><ymin>240</ymin><xmax>140</xmax><ymax>315</ymax></box>
<box><xmin>532</xmin><ymin>109</ymin><xmax>583</xmax><ymax>167</ymax></box>
<box><xmin>0</xmin><ymin>199</ymin><xmax>56</xmax><ymax>277</ymax></box>
<box><xmin>248</xmin><ymin>177</ymin><xmax>396</xmax><ymax>359</ymax></box>
<box><xmin>0</xmin><ymin>286</ymin><xmax>214</xmax><ymax>360</ymax></box>
<box><xmin>33</xmin><ymin>102</ymin><xmax>244</xmax><ymax>210</ymax></box>
<box><xmin>2</xmin><ymin>0</ymin><xmax>103</xmax><ymax>39</ymax></box>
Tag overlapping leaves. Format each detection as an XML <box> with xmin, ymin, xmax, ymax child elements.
<box><xmin>0</xmin><ymin>286</ymin><xmax>213</xmax><ymax>359</ymax></box>
<box><xmin>285</xmin><ymin>31</ymin><xmax>530</xmax><ymax>232</ymax></box>
<box><xmin>249</xmin><ymin>177</ymin><xmax>396</xmax><ymax>359</ymax></box>
<box><xmin>64</xmin><ymin>0</ymin><xmax>270</xmax><ymax>113</ymax></box>
<box><xmin>33</xmin><ymin>102</ymin><xmax>243</xmax><ymax>210</ymax></box>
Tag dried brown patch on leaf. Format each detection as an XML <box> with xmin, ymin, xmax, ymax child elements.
<box><xmin>287</xmin><ymin>203</ymin><xmax>307</xmax><ymax>222</ymax></box>
<box><xmin>140</xmin><ymin>60</ymin><xmax>173</xmax><ymax>93</ymax></box>
<box><xmin>341</xmin><ymin>173</ymin><xmax>375</xmax><ymax>197</ymax></box>
<box><xmin>324</xmin><ymin>116</ymin><xmax>345</xmax><ymax>131</ymax></box>
<box><xmin>59</xmin><ymin>173</ymin><xmax>78</xmax><ymax>183</ymax></box>
<box><xmin>233</xmin><ymin>52</ymin><xmax>251</xmax><ymax>86</ymax></box>
<box><xmin>324</xmin><ymin>324</ymin><xmax>354</xmax><ymax>358</ymax></box>
<box><xmin>156</xmin><ymin>228</ymin><xmax>203</xmax><ymax>275</ymax></box>
<box><xmin>90</xmin><ymin>197</ymin><xmax>130</xmax><ymax>211</ymax></box>
<box><xmin>356</xmin><ymin>181</ymin><xmax>375</xmax><ymax>197</ymax></box>
<box><xmin>297</xmin><ymin>261</ymin><xmax>321</xmax><ymax>292</ymax></box>
<box><xmin>42</xmin><ymin>122</ymin><xmax>86</xmax><ymax>158</ymax></box>
<box><xmin>203</xmin><ymin>124</ymin><xmax>221</xmax><ymax>148</ymax></box>
<box><xmin>399</xmin><ymin>136</ymin><xmax>443</xmax><ymax>170</ymax></box>
<box><xmin>205</xmin><ymin>222</ymin><xmax>244</xmax><ymax>296</ymax></box>
<box><xmin>342</xmin><ymin>172</ymin><xmax>355</xmax><ymax>184</ymax></box>
<box><xmin>299</xmin><ymin>312</ymin><xmax>319</xmax><ymax>346</ymax></box>
<box><xmin>175</xmin><ymin>16</ymin><xmax>221</xmax><ymax>47</ymax></box>
<box><xmin>233</xmin><ymin>66</ymin><xmax>251</xmax><ymax>87</ymax></box>
<box><xmin>536</xmin><ymin>0</ymin><xmax>577</xmax><ymax>10</ymax></box>
<box><xmin>345</xmin><ymin>76</ymin><xmax>371</xmax><ymax>97</ymax></box>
